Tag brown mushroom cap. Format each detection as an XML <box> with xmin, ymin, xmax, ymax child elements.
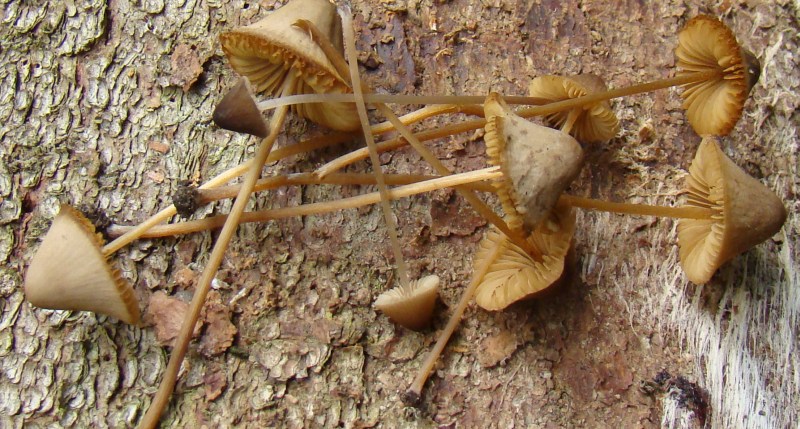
<box><xmin>219</xmin><ymin>0</ymin><xmax>359</xmax><ymax>131</ymax></box>
<box><xmin>484</xmin><ymin>93</ymin><xmax>584</xmax><ymax>232</ymax></box>
<box><xmin>24</xmin><ymin>205</ymin><xmax>140</xmax><ymax>324</ymax></box>
<box><xmin>374</xmin><ymin>275</ymin><xmax>440</xmax><ymax>331</ymax></box>
<box><xmin>678</xmin><ymin>137</ymin><xmax>787</xmax><ymax>284</ymax></box>
<box><xmin>675</xmin><ymin>15</ymin><xmax>759</xmax><ymax>136</ymax></box>
<box><xmin>527</xmin><ymin>74</ymin><xmax>620</xmax><ymax>143</ymax></box>
<box><xmin>474</xmin><ymin>201</ymin><xmax>575</xmax><ymax>311</ymax></box>
<box><xmin>212</xmin><ymin>77</ymin><xmax>269</xmax><ymax>138</ymax></box>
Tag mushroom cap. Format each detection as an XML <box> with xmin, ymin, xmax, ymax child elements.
<box><xmin>675</xmin><ymin>15</ymin><xmax>759</xmax><ymax>136</ymax></box>
<box><xmin>24</xmin><ymin>205</ymin><xmax>140</xmax><ymax>324</ymax></box>
<box><xmin>374</xmin><ymin>275</ymin><xmax>440</xmax><ymax>331</ymax></box>
<box><xmin>474</xmin><ymin>201</ymin><xmax>575</xmax><ymax>311</ymax></box>
<box><xmin>484</xmin><ymin>93</ymin><xmax>584</xmax><ymax>232</ymax></box>
<box><xmin>678</xmin><ymin>137</ymin><xmax>786</xmax><ymax>284</ymax></box>
<box><xmin>212</xmin><ymin>77</ymin><xmax>270</xmax><ymax>138</ymax></box>
<box><xmin>528</xmin><ymin>74</ymin><xmax>620</xmax><ymax>143</ymax></box>
<box><xmin>219</xmin><ymin>0</ymin><xmax>359</xmax><ymax>131</ymax></box>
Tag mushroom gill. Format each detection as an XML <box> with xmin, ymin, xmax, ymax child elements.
<box><xmin>24</xmin><ymin>205</ymin><xmax>140</xmax><ymax>324</ymax></box>
<box><xmin>219</xmin><ymin>0</ymin><xmax>358</xmax><ymax>131</ymax></box>
<box><xmin>374</xmin><ymin>275</ymin><xmax>440</xmax><ymax>331</ymax></box>
<box><xmin>528</xmin><ymin>74</ymin><xmax>620</xmax><ymax>143</ymax></box>
<box><xmin>678</xmin><ymin>137</ymin><xmax>786</xmax><ymax>284</ymax></box>
<box><xmin>474</xmin><ymin>201</ymin><xmax>576</xmax><ymax>311</ymax></box>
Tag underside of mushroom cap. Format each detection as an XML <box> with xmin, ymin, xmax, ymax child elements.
<box><xmin>675</xmin><ymin>15</ymin><xmax>755</xmax><ymax>136</ymax></box>
<box><xmin>219</xmin><ymin>0</ymin><xmax>359</xmax><ymax>131</ymax></box>
<box><xmin>213</xmin><ymin>78</ymin><xmax>270</xmax><ymax>137</ymax></box>
<box><xmin>24</xmin><ymin>205</ymin><xmax>140</xmax><ymax>324</ymax></box>
<box><xmin>678</xmin><ymin>137</ymin><xmax>786</xmax><ymax>284</ymax></box>
<box><xmin>474</xmin><ymin>201</ymin><xmax>575</xmax><ymax>311</ymax></box>
<box><xmin>374</xmin><ymin>275</ymin><xmax>440</xmax><ymax>330</ymax></box>
<box><xmin>484</xmin><ymin>93</ymin><xmax>584</xmax><ymax>232</ymax></box>
<box><xmin>528</xmin><ymin>74</ymin><xmax>620</xmax><ymax>143</ymax></box>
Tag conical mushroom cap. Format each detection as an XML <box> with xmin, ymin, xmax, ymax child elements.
<box><xmin>528</xmin><ymin>74</ymin><xmax>620</xmax><ymax>143</ymax></box>
<box><xmin>219</xmin><ymin>0</ymin><xmax>359</xmax><ymax>131</ymax></box>
<box><xmin>212</xmin><ymin>78</ymin><xmax>269</xmax><ymax>138</ymax></box>
<box><xmin>675</xmin><ymin>15</ymin><xmax>760</xmax><ymax>136</ymax></box>
<box><xmin>374</xmin><ymin>275</ymin><xmax>440</xmax><ymax>331</ymax></box>
<box><xmin>484</xmin><ymin>93</ymin><xmax>584</xmax><ymax>232</ymax></box>
<box><xmin>24</xmin><ymin>205</ymin><xmax>140</xmax><ymax>324</ymax></box>
<box><xmin>474</xmin><ymin>201</ymin><xmax>575</xmax><ymax>311</ymax></box>
<box><xmin>678</xmin><ymin>137</ymin><xmax>786</xmax><ymax>284</ymax></box>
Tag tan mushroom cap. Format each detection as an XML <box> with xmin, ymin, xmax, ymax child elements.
<box><xmin>474</xmin><ymin>201</ymin><xmax>575</xmax><ymax>311</ymax></box>
<box><xmin>678</xmin><ymin>137</ymin><xmax>786</xmax><ymax>284</ymax></box>
<box><xmin>528</xmin><ymin>74</ymin><xmax>620</xmax><ymax>143</ymax></box>
<box><xmin>219</xmin><ymin>0</ymin><xmax>359</xmax><ymax>131</ymax></box>
<box><xmin>484</xmin><ymin>93</ymin><xmax>584</xmax><ymax>232</ymax></box>
<box><xmin>675</xmin><ymin>15</ymin><xmax>759</xmax><ymax>136</ymax></box>
<box><xmin>24</xmin><ymin>205</ymin><xmax>140</xmax><ymax>324</ymax></box>
<box><xmin>374</xmin><ymin>275</ymin><xmax>440</xmax><ymax>331</ymax></box>
<box><xmin>212</xmin><ymin>77</ymin><xmax>269</xmax><ymax>138</ymax></box>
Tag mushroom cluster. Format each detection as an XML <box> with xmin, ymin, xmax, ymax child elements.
<box><xmin>19</xmin><ymin>3</ymin><xmax>785</xmax><ymax>425</ymax></box>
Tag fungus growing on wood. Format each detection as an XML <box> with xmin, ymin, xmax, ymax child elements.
<box><xmin>374</xmin><ymin>275</ymin><xmax>440</xmax><ymax>331</ymax></box>
<box><xmin>560</xmin><ymin>137</ymin><xmax>786</xmax><ymax>284</ymax></box>
<box><xmin>212</xmin><ymin>77</ymin><xmax>269</xmax><ymax>138</ymax></box>
<box><xmin>527</xmin><ymin>74</ymin><xmax>620</xmax><ymax>143</ymax></box>
<box><xmin>24</xmin><ymin>205</ymin><xmax>140</xmax><ymax>324</ymax></box>
<box><xmin>484</xmin><ymin>93</ymin><xmax>584</xmax><ymax>232</ymax></box>
<box><xmin>219</xmin><ymin>0</ymin><xmax>358</xmax><ymax>131</ymax></box>
<box><xmin>675</xmin><ymin>15</ymin><xmax>760</xmax><ymax>136</ymax></box>
<box><xmin>474</xmin><ymin>201</ymin><xmax>575</xmax><ymax>311</ymax></box>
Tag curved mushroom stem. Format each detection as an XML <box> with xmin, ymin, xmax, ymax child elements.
<box><xmin>559</xmin><ymin>194</ymin><xmax>714</xmax><ymax>219</ymax></box>
<box><xmin>404</xmin><ymin>234</ymin><xmax>505</xmax><ymax>405</ymax></box>
<box><xmin>107</xmin><ymin>167</ymin><xmax>502</xmax><ymax>239</ymax></box>
<box><xmin>560</xmin><ymin>108</ymin><xmax>581</xmax><ymax>136</ymax></box>
<box><xmin>314</xmin><ymin>69</ymin><xmax>723</xmax><ymax>176</ymax></box>
<box><xmin>136</xmin><ymin>75</ymin><xmax>295</xmax><ymax>429</ymax></box>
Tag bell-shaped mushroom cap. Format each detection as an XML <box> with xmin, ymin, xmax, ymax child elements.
<box><xmin>678</xmin><ymin>137</ymin><xmax>787</xmax><ymax>284</ymax></box>
<box><xmin>219</xmin><ymin>0</ymin><xmax>359</xmax><ymax>131</ymax></box>
<box><xmin>212</xmin><ymin>77</ymin><xmax>269</xmax><ymax>138</ymax></box>
<box><xmin>528</xmin><ymin>74</ymin><xmax>620</xmax><ymax>143</ymax></box>
<box><xmin>374</xmin><ymin>275</ymin><xmax>440</xmax><ymax>331</ymax></box>
<box><xmin>474</xmin><ymin>201</ymin><xmax>575</xmax><ymax>311</ymax></box>
<box><xmin>24</xmin><ymin>205</ymin><xmax>140</xmax><ymax>324</ymax></box>
<box><xmin>484</xmin><ymin>93</ymin><xmax>584</xmax><ymax>232</ymax></box>
<box><xmin>675</xmin><ymin>15</ymin><xmax>760</xmax><ymax>136</ymax></box>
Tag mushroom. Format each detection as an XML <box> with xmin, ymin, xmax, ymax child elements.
<box><xmin>484</xmin><ymin>93</ymin><xmax>584</xmax><ymax>233</ymax></box>
<box><xmin>527</xmin><ymin>74</ymin><xmax>620</xmax><ymax>143</ymax></box>
<box><xmin>404</xmin><ymin>202</ymin><xmax>575</xmax><ymax>402</ymax></box>
<box><xmin>374</xmin><ymin>275</ymin><xmax>440</xmax><ymax>331</ymax></box>
<box><xmin>474</xmin><ymin>201</ymin><xmax>575</xmax><ymax>311</ymax></box>
<box><xmin>675</xmin><ymin>15</ymin><xmax>760</xmax><ymax>136</ymax></box>
<box><xmin>559</xmin><ymin>137</ymin><xmax>786</xmax><ymax>284</ymax></box>
<box><xmin>219</xmin><ymin>0</ymin><xmax>358</xmax><ymax>131</ymax></box>
<box><xmin>24</xmin><ymin>205</ymin><xmax>140</xmax><ymax>324</ymax></box>
<box><xmin>212</xmin><ymin>77</ymin><xmax>269</xmax><ymax>138</ymax></box>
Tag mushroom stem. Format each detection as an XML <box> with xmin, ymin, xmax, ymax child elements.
<box><xmin>404</xmin><ymin>234</ymin><xmax>505</xmax><ymax>405</ymax></box>
<box><xmin>107</xmin><ymin>167</ymin><xmax>503</xmax><ymax>239</ymax></box>
<box><xmin>340</xmin><ymin>10</ymin><xmax>410</xmax><ymax>288</ymax></box>
<box><xmin>315</xmin><ymin>70</ymin><xmax>722</xmax><ymax>176</ymax></box>
<box><xmin>137</xmin><ymin>77</ymin><xmax>294</xmax><ymax>429</ymax></box>
<box><xmin>560</xmin><ymin>194</ymin><xmax>714</xmax><ymax>219</ymax></box>
<box><xmin>560</xmin><ymin>108</ymin><xmax>581</xmax><ymax>136</ymax></box>
<box><xmin>298</xmin><ymin>16</ymin><xmax>542</xmax><ymax>260</ymax></box>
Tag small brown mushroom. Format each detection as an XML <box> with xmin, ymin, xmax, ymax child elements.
<box><xmin>24</xmin><ymin>205</ymin><xmax>140</xmax><ymax>324</ymax></box>
<box><xmin>474</xmin><ymin>201</ymin><xmax>575</xmax><ymax>311</ymax></box>
<box><xmin>527</xmin><ymin>74</ymin><xmax>620</xmax><ymax>143</ymax></box>
<box><xmin>212</xmin><ymin>77</ymin><xmax>269</xmax><ymax>138</ymax></box>
<box><xmin>675</xmin><ymin>15</ymin><xmax>760</xmax><ymax>136</ymax></box>
<box><xmin>677</xmin><ymin>136</ymin><xmax>786</xmax><ymax>283</ymax></box>
<box><xmin>484</xmin><ymin>93</ymin><xmax>584</xmax><ymax>233</ymax></box>
<box><xmin>219</xmin><ymin>0</ymin><xmax>358</xmax><ymax>131</ymax></box>
<box><xmin>374</xmin><ymin>275</ymin><xmax>440</xmax><ymax>331</ymax></box>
